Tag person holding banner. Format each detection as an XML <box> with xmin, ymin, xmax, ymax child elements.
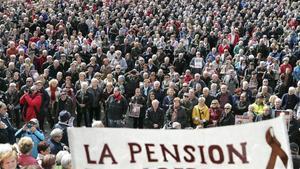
<box><xmin>128</xmin><ymin>88</ymin><xmax>146</xmax><ymax>129</ymax></box>
<box><xmin>192</xmin><ymin>97</ymin><xmax>209</xmax><ymax>128</ymax></box>
<box><xmin>165</xmin><ymin>97</ymin><xmax>188</xmax><ymax>129</ymax></box>
<box><xmin>218</xmin><ymin>103</ymin><xmax>235</xmax><ymax>126</ymax></box>
<box><xmin>144</xmin><ymin>100</ymin><xmax>164</xmax><ymax>129</ymax></box>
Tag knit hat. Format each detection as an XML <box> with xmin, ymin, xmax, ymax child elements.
<box><xmin>59</xmin><ymin>110</ymin><xmax>71</xmax><ymax>122</ymax></box>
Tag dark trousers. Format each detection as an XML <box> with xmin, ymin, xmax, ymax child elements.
<box><xmin>89</xmin><ymin>106</ymin><xmax>101</xmax><ymax>122</ymax></box>
<box><xmin>132</xmin><ymin>115</ymin><xmax>144</xmax><ymax>129</ymax></box>
<box><xmin>77</xmin><ymin>108</ymin><xmax>90</xmax><ymax>127</ymax></box>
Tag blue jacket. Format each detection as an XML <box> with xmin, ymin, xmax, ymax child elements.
<box><xmin>293</xmin><ymin>66</ymin><xmax>300</xmax><ymax>81</ymax></box>
<box><xmin>15</xmin><ymin>129</ymin><xmax>45</xmax><ymax>158</ymax></box>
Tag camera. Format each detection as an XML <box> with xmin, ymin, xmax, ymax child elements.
<box><xmin>27</xmin><ymin>123</ymin><xmax>32</xmax><ymax>128</ymax></box>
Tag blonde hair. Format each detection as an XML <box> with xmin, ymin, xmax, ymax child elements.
<box><xmin>0</xmin><ymin>145</ymin><xmax>17</xmax><ymax>167</ymax></box>
<box><xmin>48</xmin><ymin>79</ymin><xmax>58</xmax><ymax>87</ymax></box>
<box><xmin>18</xmin><ymin>137</ymin><xmax>33</xmax><ymax>154</ymax></box>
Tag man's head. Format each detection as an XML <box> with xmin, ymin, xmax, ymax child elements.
<box><xmin>152</xmin><ymin>99</ymin><xmax>160</xmax><ymax>110</ymax></box>
<box><xmin>0</xmin><ymin>101</ymin><xmax>7</xmax><ymax>116</ymax></box>
<box><xmin>288</xmin><ymin>87</ymin><xmax>296</xmax><ymax>95</ymax></box>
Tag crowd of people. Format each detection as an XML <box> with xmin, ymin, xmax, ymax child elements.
<box><xmin>0</xmin><ymin>0</ymin><xmax>300</xmax><ymax>168</ymax></box>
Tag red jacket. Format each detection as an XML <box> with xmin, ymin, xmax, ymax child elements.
<box><xmin>20</xmin><ymin>93</ymin><xmax>42</xmax><ymax>122</ymax></box>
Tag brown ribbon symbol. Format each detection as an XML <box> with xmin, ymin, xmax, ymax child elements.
<box><xmin>265</xmin><ymin>127</ymin><xmax>288</xmax><ymax>169</ymax></box>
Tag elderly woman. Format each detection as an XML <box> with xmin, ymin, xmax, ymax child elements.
<box><xmin>46</xmin><ymin>79</ymin><xmax>62</xmax><ymax>127</ymax></box>
<box><xmin>192</xmin><ymin>97</ymin><xmax>210</xmax><ymax>128</ymax></box>
<box><xmin>61</xmin><ymin>153</ymin><xmax>72</xmax><ymax>169</ymax></box>
<box><xmin>0</xmin><ymin>144</ymin><xmax>18</xmax><ymax>169</ymax></box>
<box><xmin>18</xmin><ymin>137</ymin><xmax>39</xmax><ymax>167</ymax></box>
<box><xmin>47</xmin><ymin>128</ymin><xmax>67</xmax><ymax>155</ymax></box>
<box><xmin>15</xmin><ymin>118</ymin><xmax>45</xmax><ymax>158</ymax></box>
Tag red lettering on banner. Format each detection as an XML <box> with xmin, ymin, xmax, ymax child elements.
<box><xmin>198</xmin><ymin>146</ymin><xmax>207</xmax><ymax>164</ymax></box>
<box><xmin>160</xmin><ymin>144</ymin><xmax>180</xmax><ymax>162</ymax></box>
<box><xmin>145</xmin><ymin>144</ymin><xmax>158</xmax><ymax>162</ymax></box>
<box><xmin>84</xmin><ymin>144</ymin><xmax>97</xmax><ymax>164</ymax></box>
<box><xmin>128</xmin><ymin>143</ymin><xmax>142</xmax><ymax>163</ymax></box>
<box><xmin>183</xmin><ymin>145</ymin><xmax>195</xmax><ymax>162</ymax></box>
<box><xmin>227</xmin><ymin>142</ymin><xmax>249</xmax><ymax>164</ymax></box>
<box><xmin>98</xmin><ymin>144</ymin><xmax>118</xmax><ymax>164</ymax></box>
<box><xmin>209</xmin><ymin>145</ymin><xmax>224</xmax><ymax>164</ymax></box>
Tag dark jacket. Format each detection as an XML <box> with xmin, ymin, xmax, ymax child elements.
<box><xmin>57</xmin><ymin>97</ymin><xmax>75</xmax><ymax>117</ymax></box>
<box><xmin>144</xmin><ymin>107</ymin><xmax>165</xmax><ymax>129</ymax></box>
<box><xmin>282</xmin><ymin>94</ymin><xmax>299</xmax><ymax>110</ymax></box>
<box><xmin>48</xmin><ymin>138</ymin><xmax>64</xmax><ymax>155</ymax></box>
<box><xmin>0</xmin><ymin>114</ymin><xmax>16</xmax><ymax>144</ymax></box>
<box><xmin>39</xmin><ymin>88</ymin><xmax>50</xmax><ymax>117</ymax></box>
<box><xmin>106</xmin><ymin>94</ymin><xmax>128</xmax><ymax>120</ymax></box>
<box><xmin>165</xmin><ymin>106</ymin><xmax>188</xmax><ymax>128</ymax></box>
<box><xmin>87</xmin><ymin>87</ymin><xmax>102</xmax><ymax>108</ymax></box>
<box><xmin>53</xmin><ymin>122</ymin><xmax>70</xmax><ymax>146</ymax></box>
<box><xmin>218</xmin><ymin>112</ymin><xmax>235</xmax><ymax>126</ymax></box>
<box><xmin>75</xmin><ymin>90</ymin><xmax>91</xmax><ymax>110</ymax></box>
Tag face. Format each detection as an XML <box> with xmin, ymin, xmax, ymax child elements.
<box><xmin>240</xmin><ymin>94</ymin><xmax>246</xmax><ymax>101</ymax></box>
<box><xmin>1</xmin><ymin>156</ymin><xmax>17</xmax><ymax>169</ymax></box>
<box><xmin>135</xmin><ymin>89</ymin><xmax>141</xmax><ymax>96</ymax></box>
<box><xmin>53</xmin><ymin>134</ymin><xmax>63</xmax><ymax>142</ymax></box>
<box><xmin>221</xmin><ymin>86</ymin><xmax>227</xmax><ymax>93</ymax></box>
<box><xmin>0</xmin><ymin>105</ymin><xmax>7</xmax><ymax>116</ymax></box>
<box><xmin>174</xmin><ymin>100</ymin><xmax>180</xmax><ymax>108</ymax></box>
<box><xmin>224</xmin><ymin>106</ymin><xmax>231</xmax><ymax>113</ymax></box>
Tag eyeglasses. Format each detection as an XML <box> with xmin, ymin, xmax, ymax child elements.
<box><xmin>224</xmin><ymin>107</ymin><xmax>231</xmax><ymax>109</ymax></box>
<box><xmin>184</xmin><ymin>95</ymin><xmax>189</xmax><ymax>97</ymax></box>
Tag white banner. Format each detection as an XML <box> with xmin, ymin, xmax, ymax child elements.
<box><xmin>68</xmin><ymin>117</ymin><xmax>293</xmax><ymax>169</ymax></box>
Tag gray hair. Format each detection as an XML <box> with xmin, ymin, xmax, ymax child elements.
<box><xmin>50</xmin><ymin>128</ymin><xmax>63</xmax><ymax>138</ymax></box>
<box><xmin>61</xmin><ymin>154</ymin><xmax>72</xmax><ymax>169</ymax></box>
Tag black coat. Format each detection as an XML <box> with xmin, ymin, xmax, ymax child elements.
<box><xmin>0</xmin><ymin>115</ymin><xmax>16</xmax><ymax>144</ymax></box>
<box><xmin>218</xmin><ymin>112</ymin><xmax>235</xmax><ymax>126</ymax></box>
<box><xmin>106</xmin><ymin>95</ymin><xmax>128</xmax><ymax>120</ymax></box>
<box><xmin>165</xmin><ymin>106</ymin><xmax>188</xmax><ymax>128</ymax></box>
<box><xmin>144</xmin><ymin>107</ymin><xmax>165</xmax><ymax>129</ymax></box>
<box><xmin>87</xmin><ymin>87</ymin><xmax>102</xmax><ymax>108</ymax></box>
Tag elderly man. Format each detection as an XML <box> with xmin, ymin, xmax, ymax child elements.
<box><xmin>144</xmin><ymin>100</ymin><xmax>164</xmax><ymax>129</ymax></box>
<box><xmin>0</xmin><ymin>101</ymin><xmax>16</xmax><ymax>144</ymax></box>
<box><xmin>282</xmin><ymin>87</ymin><xmax>299</xmax><ymax>110</ymax></box>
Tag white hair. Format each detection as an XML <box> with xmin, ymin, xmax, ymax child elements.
<box><xmin>50</xmin><ymin>128</ymin><xmax>63</xmax><ymax>138</ymax></box>
<box><xmin>56</xmin><ymin>151</ymin><xmax>69</xmax><ymax>165</ymax></box>
<box><xmin>92</xmin><ymin>121</ymin><xmax>104</xmax><ymax>128</ymax></box>
<box><xmin>61</xmin><ymin>153</ymin><xmax>72</xmax><ymax>169</ymax></box>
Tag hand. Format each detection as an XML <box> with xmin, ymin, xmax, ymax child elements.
<box><xmin>80</xmin><ymin>104</ymin><xmax>85</xmax><ymax>107</ymax></box>
<box><xmin>30</xmin><ymin>126</ymin><xmax>36</xmax><ymax>133</ymax></box>
<box><xmin>0</xmin><ymin>122</ymin><xmax>7</xmax><ymax>129</ymax></box>
<box><xmin>22</xmin><ymin>124</ymin><xmax>28</xmax><ymax>131</ymax></box>
<box><xmin>153</xmin><ymin>124</ymin><xmax>159</xmax><ymax>128</ymax></box>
